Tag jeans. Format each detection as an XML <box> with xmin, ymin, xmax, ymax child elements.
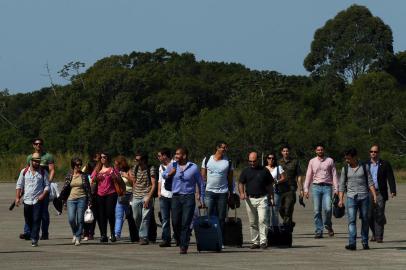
<box><xmin>311</xmin><ymin>184</ymin><xmax>332</xmax><ymax>235</ymax></box>
<box><xmin>245</xmin><ymin>196</ymin><xmax>269</xmax><ymax>245</ymax></box>
<box><xmin>368</xmin><ymin>191</ymin><xmax>386</xmax><ymax>240</ymax></box>
<box><xmin>132</xmin><ymin>197</ymin><xmax>153</xmax><ymax>239</ymax></box>
<box><xmin>159</xmin><ymin>196</ymin><xmax>172</xmax><ymax>243</ymax></box>
<box><xmin>347</xmin><ymin>195</ymin><xmax>370</xmax><ymax>246</ymax></box>
<box><xmin>67</xmin><ymin>197</ymin><xmax>87</xmax><ymax>238</ymax></box>
<box><xmin>24</xmin><ymin>201</ymin><xmax>45</xmax><ymax>243</ymax></box>
<box><xmin>204</xmin><ymin>191</ymin><xmax>228</xmax><ymax>240</ymax></box>
<box><xmin>171</xmin><ymin>194</ymin><xmax>195</xmax><ymax>249</ymax></box>
<box><xmin>96</xmin><ymin>193</ymin><xmax>118</xmax><ymax>238</ymax></box>
<box><xmin>23</xmin><ymin>194</ymin><xmax>49</xmax><ymax>237</ymax></box>
<box><xmin>270</xmin><ymin>193</ymin><xmax>281</xmax><ymax>226</ymax></box>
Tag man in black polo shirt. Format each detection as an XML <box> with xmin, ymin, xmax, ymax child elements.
<box><xmin>239</xmin><ymin>152</ymin><xmax>274</xmax><ymax>249</ymax></box>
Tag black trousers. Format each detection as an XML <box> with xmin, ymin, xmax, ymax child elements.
<box><xmin>279</xmin><ymin>190</ymin><xmax>296</xmax><ymax>226</ymax></box>
<box><xmin>96</xmin><ymin>193</ymin><xmax>118</xmax><ymax>238</ymax></box>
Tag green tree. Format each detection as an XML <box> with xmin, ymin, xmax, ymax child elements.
<box><xmin>304</xmin><ymin>5</ymin><xmax>394</xmax><ymax>82</ymax></box>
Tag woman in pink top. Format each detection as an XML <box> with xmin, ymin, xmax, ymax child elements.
<box><xmin>91</xmin><ymin>152</ymin><xmax>119</xmax><ymax>243</ymax></box>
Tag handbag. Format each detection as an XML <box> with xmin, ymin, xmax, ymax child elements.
<box><xmin>112</xmin><ymin>169</ymin><xmax>126</xmax><ymax>196</ymax></box>
<box><xmin>84</xmin><ymin>206</ymin><xmax>94</xmax><ymax>223</ymax></box>
<box><xmin>228</xmin><ymin>193</ymin><xmax>241</xmax><ymax>209</ymax></box>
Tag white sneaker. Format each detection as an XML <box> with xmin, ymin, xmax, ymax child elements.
<box><xmin>75</xmin><ymin>237</ymin><xmax>81</xmax><ymax>246</ymax></box>
<box><xmin>72</xmin><ymin>236</ymin><xmax>76</xmax><ymax>244</ymax></box>
<box><xmin>83</xmin><ymin>236</ymin><xmax>89</xmax><ymax>241</ymax></box>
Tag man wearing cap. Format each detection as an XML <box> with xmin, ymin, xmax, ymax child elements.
<box><xmin>20</xmin><ymin>138</ymin><xmax>55</xmax><ymax>240</ymax></box>
<box><xmin>15</xmin><ymin>153</ymin><xmax>50</xmax><ymax>247</ymax></box>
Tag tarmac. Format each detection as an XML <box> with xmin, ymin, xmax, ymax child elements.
<box><xmin>0</xmin><ymin>182</ymin><xmax>405</xmax><ymax>270</ymax></box>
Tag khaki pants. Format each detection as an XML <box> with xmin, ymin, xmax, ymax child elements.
<box><xmin>245</xmin><ymin>196</ymin><xmax>269</xmax><ymax>245</ymax></box>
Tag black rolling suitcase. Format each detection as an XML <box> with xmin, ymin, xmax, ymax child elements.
<box><xmin>223</xmin><ymin>208</ymin><xmax>243</xmax><ymax>247</ymax></box>
<box><xmin>267</xmin><ymin>225</ymin><xmax>292</xmax><ymax>247</ymax></box>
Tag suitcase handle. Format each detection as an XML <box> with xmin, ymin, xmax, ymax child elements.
<box><xmin>227</xmin><ymin>206</ymin><xmax>238</xmax><ymax>220</ymax></box>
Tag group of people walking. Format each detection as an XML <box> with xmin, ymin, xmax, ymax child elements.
<box><xmin>15</xmin><ymin>138</ymin><xmax>397</xmax><ymax>253</ymax></box>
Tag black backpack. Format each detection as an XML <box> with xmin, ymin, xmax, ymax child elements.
<box><xmin>134</xmin><ymin>165</ymin><xmax>158</xmax><ymax>198</ymax></box>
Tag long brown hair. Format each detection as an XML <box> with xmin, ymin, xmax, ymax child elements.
<box><xmin>94</xmin><ymin>151</ymin><xmax>111</xmax><ymax>174</ymax></box>
<box><xmin>114</xmin><ymin>155</ymin><xmax>130</xmax><ymax>172</ymax></box>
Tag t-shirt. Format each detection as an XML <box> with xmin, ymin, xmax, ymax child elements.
<box><xmin>68</xmin><ymin>175</ymin><xmax>86</xmax><ymax>200</ymax></box>
<box><xmin>267</xmin><ymin>165</ymin><xmax>284</xmax><ymax>180</ymax></box>
<box><xmin>202</xmin><ymin>155</ymin><xmax>232</xmax><ymax>193</ymax></box>
<box><xmin>279</xmin><ymin>158</ymin><xmax>301</xmax><ymax>190</ymax></box>
<box><xmin>132</xmin><ymin>166</ymin><xmax>156</xmax><ymax>198</ymax></box>
<box><xmin>26</xmin><ymin>152</ymin><xmax>55</xmax><ymax>172</ymax></box>
<box><xmin>122</xmin><ymin>175</ymin><xmax>133</xmax><ymax>193</ymax></box>
<box><xmin>91</xmin><ymin>168</ymin><xmax>117</xmax><ymax>197</ymax></box>
<box><xmin>267</xmin><ymin>165</ymin><xmax>289</xmax><ymax>193</ymax></box>
<box><xmin>239</xmin><ymin>166</ymin><xmax>274</xmax><ymax>197</ymax></box>
<box><xmin>158</xmin><ymin>164</ymin><xmax>173</xmax><ymax>198</ymax></box>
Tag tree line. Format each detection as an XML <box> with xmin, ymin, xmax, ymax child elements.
<box><xmin>1</xmin><ymin>5</ymin><xmax>405</xmax><ymax>168</ymax></box>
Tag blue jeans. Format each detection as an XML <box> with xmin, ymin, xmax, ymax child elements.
<box><xmin>171</xmin><ymin>194</ymin><xmax>195</xmax><ymax>249</ymax></box>
<box><xmin>311</xmin><ymin>184</ymin><xmax>332</xmax><ymax>234</ymax></box>
<box><xmin>115</xmin><ymin>193</ymin><xmax>132</xmax><ymax>237</ymax></box>
<box><xmin>24</xmin><ymin>201</ymin><xmax>45</xmax><ymax>243</ymax></box>
<box><xmin>159</xmin><ymin>196</ymin><xmax>172</xmax><ymax>243</ymax></box>
<box><xmin>67</xmin><ymin>197</ymin><xmax>87</xmax><ymax>238</ymax></box>
<box><xmin>204</xmin><ymin>191</ymin><xmax>228</xmax><ymax>239</ymax></box>
<box><xmin>132</xmin><ymin>197</ymin><xmax>152</xmax><ymax>239</ymax></box>
<box><xmin>23</xmin><ymin>194</ymin><xmax>49</xmax><ymax>236</ymax></box>
<box><xmin>347</xmin><ymin>195</ymin><xmax>370</xmax><ymax>246</ymax></box>
<box><xmin>270</xmin><ymin>192</ymin><xmax>281</xmax><ymax>226</ymax></box>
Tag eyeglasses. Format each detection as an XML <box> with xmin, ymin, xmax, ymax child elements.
<box><xmin>33</xmin><ymin>142</ymin><xmax>43</xmax><ymax>146</ymax></box>
<box><xmin>267</xmin><ymin>157</ymin><xmax>275</xmax><ymax>160</ymax></box>
<box><xmin>369</xmin><ymin>151</ymin><xmax>378</xmax><ymax>153</ymax></box>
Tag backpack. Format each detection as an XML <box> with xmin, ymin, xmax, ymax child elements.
<box><xmin>161</xmin><ymin>164</ymin><xmax>173</xmax><ymax>192</ymax></box>
<box><xmin>343</xmin><ymin>162</ymin><xmax>369</xmax><ymax>192</ymax></box>
<box><xmin>134</xmin><ymin>165</ymin><xmax>158</xmax><ymax>198</ymax></box>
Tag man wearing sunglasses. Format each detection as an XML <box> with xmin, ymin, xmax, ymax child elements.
<box><xmin>20</xmin><ymin>138</ymin><xmax>55</xmax><ymax>240</ymax></box>
<box><xmin>367</xmin><ymin>144</ymin><xmax>397</xmax><ymax>243</ymax></box>
<box><xmin>238</xmin><ymin>152</ymin><xmax>274</xmax><ymax>249</ymax></box>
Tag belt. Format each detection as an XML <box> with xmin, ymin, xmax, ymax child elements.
<box><xmin>313</xmin><ymin>183</ymin><xmax>332</xmax><ymax>186</ymax></box>
<box><xmin>248</xmin><ymin>194</ymin><xmax>266</xmax><ymax>198</ymax></box>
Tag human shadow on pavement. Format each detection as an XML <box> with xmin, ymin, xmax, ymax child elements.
<box><xmin>0</xmin><ymin>250</ymin><xmax>43</xmax><ymax>254</ymax></box>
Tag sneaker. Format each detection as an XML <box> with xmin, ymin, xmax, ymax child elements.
<box><xmin>100</xmin><ymin>236</ymin><xmax>108</xmax><ymax>243</ymax></box>
<box><xmin>83</xmin><ymin>236</ymin><xmax>89</xmax><ymax>241</ymax></box>
<box><xmin>109</xmin><ymin>235</ymin><xmax>116</xmax><ymax>243</ymax></box>
<box><xmin>314</xmin><ymin>233</ymin><xmax>323</xmax><ymax>239</ymax></box>
<box><xmin>115</xmin><ymin>235</ymin><xmax>121</xmax><ymax>242</ymax></box>
<box><xmin>72</xmin><ymin>236</ymin><xmax>76</xmax><ymax>244</ymax></box>
<box><xmin>139</xmin><ymin>238</ymin><xmax>149</xmax><ymax>245</ymax></box>
<box><xmin>345</xmin><ymin>244</ymin><xmax>356</xmax><ymax>251</ymax></box>
<box><xmin>250</xmin><ymin>243</ymin><xmax>260</xmax><ymax>249</ymax></box>
<box><xmin>31</xmin><ymin>241</ymin><xmax>38</xmax><ymax>247</ymax></box>
<box><xmin>362</xmin><ymin>243</ymin><xmax>370</xmax><ymax>250</ymax></box>
<box><xmin>75</xmin><ymin>237</ymin><xmax>81</xmax><ymax>246</ymax></box>
<box><xmin>260</xmin><ymin>243</ymin><xmax>268</xmax><ymax>250</ymax></box>
<box><xmin>159</xmin><ymin>241</ymin><xmax>171</xmax><ymax>247</ymax></box>
<box><xmin>325</xmin><ymin>225</ymin><xmax>334</xmax><ymax>237</ymax></box>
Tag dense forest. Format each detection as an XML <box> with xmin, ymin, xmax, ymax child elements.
<box><xmin>1</xmin><ymin>5</ymin><xmax>406</xmax><ymax>168</ymax></box>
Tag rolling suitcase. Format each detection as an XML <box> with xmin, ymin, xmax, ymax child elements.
<box><xmin>267</xmin><ymin>225</ymin><xmax>292</xmax><ymax>247</ymax></box>
<box><xmin>194</xmin><ymin>208</ymin><xmax>222</xmax><ymax>252</ymax></box>
<box><xmin>223</xmin><ymin>208</ymin><xmax>243</xmax><ymax>247</ymax></box>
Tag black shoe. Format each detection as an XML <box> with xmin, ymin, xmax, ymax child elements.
<box><xmin>325</xmin><ymin>225</ymin><xmax>334</xmax><ymax>237</ymax></box>
<box><xmin>260</xmin><ymin>243</ymin><xmax>267</xmax><ymax>250</ymax></box>
<box><xmin>159</xmin><ymin>241</ymin><xmax>171</xmax><ymax>247</ymax></box>
<box><xmin>250</xmin><ymin>243</ymin><xmax>260</xmax><ymax>249</ymax></box>
<box><xmin>110</xmin><ymin>235</ymin><xmax>116</xmax><ymax>242</ymax></box>
<box><xmin>20</xmin><ymin>233</ymin><xmax>31</xmax><ymax>240</ymax></box>
<box><xmin>100</xmin><ymin>236</ymin><xmax>108</xmax><ymax>243</ymax></box>
<box><xmin>314</xmin><ymin>233</ymin><xmax>323</xmax><ymax>239</ymax></box>
<box><xmin>40</xmin><ymin>234</ymin><xmax>49</xmax><ymax>240</ymax></box>
<box><xmin>139</xmin><ymin>238</ymin><xmax>149</xmax><ymax>245</ymax></box>
<box><xmin>362</xmin><ymin>243</ymin><xmax>370</xmax><ymax>250</ymax></box>
<box><xmin>370</xmin><ymin>236</ymin><xmax>376</xmax><ymax>242</ymax></box>
<box><xmin>345</xmin><ymin>244</ymin><xmax>356</xmax><ymax>250</ymax></box>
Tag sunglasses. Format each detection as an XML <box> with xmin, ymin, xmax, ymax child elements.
<box><xmin>101</xmin><ymin>156</ymin><xmax>108</xmax><ymax>159</ymax></box>
<box><xmin>267</xmin><ymin>157</ymin><xmax>275</xmax><ymax>160</ymax></box>
<box><xmin>75</xmin><ymin>163</ymin><xmax>82</xmax><ymax>167</ymax></box>
<box><xmin>248</xmin><ymin>160</ymin><xmax>257</xmax><ymax>163</ymax></box>
<box><xmin>33</xmin><ymin>142</ymin><xmax>43</xmax><ymax>146</ymax></box>
<box><xmin>32</xmin><ymin>160</ymin><xmax>41</xmax><ymax>163</ymax></box>
<box><xmin>369</xmin><ymin>151</ymin><xmax>378</xmax><ymax>153</ymax></box>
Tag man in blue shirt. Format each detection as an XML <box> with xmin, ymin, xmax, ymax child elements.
<box><xmin>163</xmin><ymin>147</ymin><xmax>204</xmax><ymax>254</ymax></box>
<box><xmin>15</xmin><ymin>153</ymin><xmax>50</xmax><ymax>247</ymax></box>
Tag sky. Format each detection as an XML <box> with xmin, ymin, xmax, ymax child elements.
<box><xmin>1</xmin><ymin>0</ymin><xmax>405</xmax><ymax>94</ymax></box>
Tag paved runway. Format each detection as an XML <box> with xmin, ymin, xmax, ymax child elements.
<box><xmin>0</xmin><ymin>182</ymin><xmax>405</xmax><ymax>269</ymax></box>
